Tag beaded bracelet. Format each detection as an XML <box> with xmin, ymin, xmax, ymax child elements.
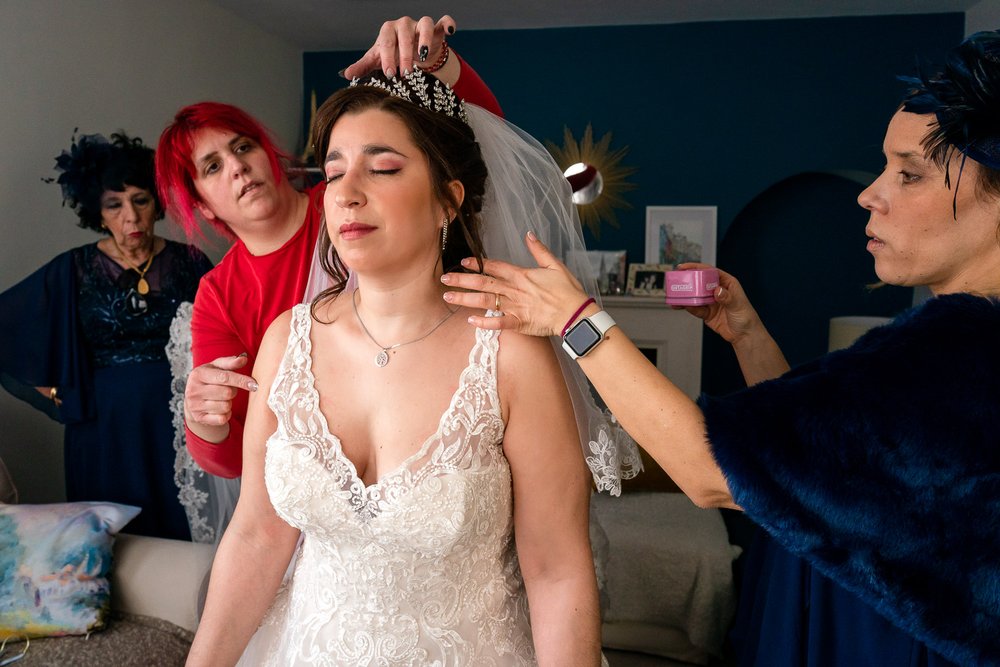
<box><xmin>419</xmin><ymin>41</ymin><xmax>450</xmax><ymax>74</ymax></box>
<box><xmin>561</xmin><ymin>297</ymin><xmax>596</xmax><ymax>337</ymax></box>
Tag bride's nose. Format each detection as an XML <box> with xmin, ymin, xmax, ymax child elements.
<box><xmin>333</xmin><ymin>169</ymin><xmax>366</xmax><ymax>208</ymax></box>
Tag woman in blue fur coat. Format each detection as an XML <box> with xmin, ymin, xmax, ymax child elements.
<box><xmin>440</xmin><ymin>32</ymin><xmax>1000</xmax><ymax>667</ymax></box>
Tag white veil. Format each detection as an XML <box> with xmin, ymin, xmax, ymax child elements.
<box><xmin>467</xmin><ymin>104</ymin><xmax>641</xmax><ymax>495</ymax></box>
<box><xmin>166</xmin><ymin>302</ymin><xmax>240</xmax><ymax>544</ymax></box>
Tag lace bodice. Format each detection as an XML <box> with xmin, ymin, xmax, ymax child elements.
<box><xmin>240</xmin><ymin>304</ymin><xmax>535</xmax><ymax>666</ymax></box>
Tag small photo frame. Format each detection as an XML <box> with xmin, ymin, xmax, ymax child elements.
<box><xmin>567</xmin><ymin>250</ymin><xmax>628</xmax><ymax>295</ymax></box>
<box><xmin>627</xmin><ymin>263</ymin><xmax>672</xmax><ymax>297</ymax></box>
<box><xmin>645</xmin><ymin>206</ymin><xmax>717</xmax><ymax>266</ymax></box>
<box><xmin>589</xmin><ymin>250</ymin><xmax>627</xmax><ymax>295</ymax></box>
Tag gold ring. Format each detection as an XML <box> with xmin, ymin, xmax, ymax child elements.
<box><xmin>494</xmin><ymin>293</ymin><xmax>502</xmax><ymax>311</ymax></box>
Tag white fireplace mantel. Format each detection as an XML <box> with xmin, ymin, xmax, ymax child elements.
<box><xmin>602</xmin><ymin>296</ymin><xmax>702</xmax><ymax>399</ymax></box>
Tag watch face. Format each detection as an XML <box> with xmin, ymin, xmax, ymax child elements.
<box><xmin>564</xmin><ymin>319</ymin><xmax>602</xmax><ymax>356</ymax></box>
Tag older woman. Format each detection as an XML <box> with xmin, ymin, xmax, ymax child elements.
<box><xmin>442</xmin><ymin>32</ymin><xmax>1000</xmax><ymax>666</ymax></box>
<box><xmin>0</xmin><ymin>132</ymin><xmax>212</xmax><ymax>540</ymax></box>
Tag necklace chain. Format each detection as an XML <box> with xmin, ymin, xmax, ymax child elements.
<box><xmin>352</xmin><ymin>289</ymin><xmax>458</xmax><ymax>368</ymax></box>
<box><xmin>108</xmin><ymin>235</ymin><xmax>154</xmax><ymax>295</ymax></box>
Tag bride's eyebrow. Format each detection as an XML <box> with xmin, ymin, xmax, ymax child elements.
<box><xmin>324</xmin><ymin>145</ymin><xmax>409</xmax><ymax>164</ymax></box>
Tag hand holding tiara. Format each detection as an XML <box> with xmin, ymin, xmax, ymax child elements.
<box><xmin>343</xmin><ymin>15</ymin><xmax>456</xmax><ymax>80</ymax></box>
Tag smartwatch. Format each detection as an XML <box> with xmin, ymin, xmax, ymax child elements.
<box><xmin>561</xmin><ymin>310</ymin><xmax>617</xmax><ymax>360</ymax></box>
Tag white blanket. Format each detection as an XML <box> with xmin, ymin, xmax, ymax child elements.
<box><xmin>593</xmin><ymin>491</ymin><xmax>740</xmax><ymax>664</ymax></box>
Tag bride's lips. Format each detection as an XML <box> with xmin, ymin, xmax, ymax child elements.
<box><xmin>339</xmin><ymin>222</ymin><xmax>376</xmax><ymax>240</ymax></box>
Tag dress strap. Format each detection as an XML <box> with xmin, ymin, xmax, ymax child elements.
<box><xmin>470</xmin><ymin>311</ymin><xmax>503</xmax><ymax>400</ymax></box>
<box><xmin>268</xmin><ymin>304</ymin><xmax>314</xmax><ymax>413</ymax></box>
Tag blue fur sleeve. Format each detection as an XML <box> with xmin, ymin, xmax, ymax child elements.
<box><xmin>701</xmin><ymin>293</ymin><xmax>1000</xmax><ymax>666</ymax></box>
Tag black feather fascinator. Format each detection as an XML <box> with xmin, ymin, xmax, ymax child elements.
<box><xmin>46</xmin><ymin>131</ymin><xmax>115</xmax><ymax>212</ymax></box>
<box><xmin>900</xmin><ymin>31</ymin><xmax>1000</xmax><ymax>171</ymax></box>
<box><xmin>43</xmin><ymin>131</ymin><xmax>159</xmax><ymax>232</ymax></box>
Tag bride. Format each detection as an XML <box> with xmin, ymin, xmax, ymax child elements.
<box><xmin>185</xmin><ymin>68</ymin><xmax>631</xmax><ymax>666</ymax></box>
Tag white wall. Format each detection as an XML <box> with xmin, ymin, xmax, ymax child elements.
<box><xmin>967</xmin><ymin>0</ymin><xmax>1000</xmax><ymax>34</ymax></box>
<box><xmin>0</xmin><ymin>0</ymin><xmax>301</xmax><ymax>502</ymax></box>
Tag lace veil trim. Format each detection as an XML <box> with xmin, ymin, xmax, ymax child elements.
<box><xmin>167</xmin><ymin>302</ymin><xmax>240</xmax><ymax>544</ymax></box>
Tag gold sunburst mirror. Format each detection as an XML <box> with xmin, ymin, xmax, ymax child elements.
<box><xmin>546</xmin><ymin>125</ymin><xmax>637</xmax><ymax>239</ymax></box>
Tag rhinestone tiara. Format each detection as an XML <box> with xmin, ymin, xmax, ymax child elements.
<box><xmin>350</xmin><ymin>68</ymin><xmax>469</xmax><ymax>125</ymax></box>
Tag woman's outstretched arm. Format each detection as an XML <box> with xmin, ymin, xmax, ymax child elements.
<box><xmin>442</xmin><ymin>233</ymin><xmax>736</xmax><ymax>508</ymax></box>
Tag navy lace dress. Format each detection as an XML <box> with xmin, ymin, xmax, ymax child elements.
<box><xmin>0</xmin><ymin>240</ymin><xmax>211</xmax><ymax>540</ymax></box>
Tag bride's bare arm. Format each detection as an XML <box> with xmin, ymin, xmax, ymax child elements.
<box><xmin>186</xmin><ymin>311</ymin><xmax>301</xmax><ymax>667</ymax></box>
<box><xmin>501</xmin><ymin>332</ymin><xmax>602</xmax><ymax>666</ymax></box>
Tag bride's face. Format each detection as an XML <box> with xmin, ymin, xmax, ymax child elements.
<box><xmin>322</xmin><ymin>108</ymin><xmax>446</xmax><ymax>274</ymax></box>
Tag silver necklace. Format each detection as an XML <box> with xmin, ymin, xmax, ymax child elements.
<box><xmin>352</xmin><ymin>289</ymin><xmax>458</xmax><ymax>368</ymax></box>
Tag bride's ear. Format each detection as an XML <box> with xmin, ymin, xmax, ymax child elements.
<box><xmin>446</xmin><ymin>180</ymin><xmax>465</xmax><ymax>211</ymax></box>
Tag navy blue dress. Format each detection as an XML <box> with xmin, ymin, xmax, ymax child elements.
<box><xmin>731</xmin><ymin>532</ymin><xmax>957</xmax><ymax>667</ymax></box>
<box><xmin>0</xmin><ymin>240</ymin><xmax>211</xmax><ymax>540</ymax></box>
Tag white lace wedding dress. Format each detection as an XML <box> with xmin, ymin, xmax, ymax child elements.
<box><xmin>237</xmin><ymin>304</ymin><xmax>536</xmax><ymax>666</ymax></box>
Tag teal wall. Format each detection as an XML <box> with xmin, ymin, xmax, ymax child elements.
<box><xmin>304</xmin><ymin>13</ymin><xmax>962</xmax><ymax>259</ymax></box>
<box><xmin>304</xmin><ymin>14</ymin><xmax>965</xmax><ymax>390</ymax></box>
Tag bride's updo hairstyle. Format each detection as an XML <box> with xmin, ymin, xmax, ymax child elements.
<box><xmin>311</xmin><ymin>69</ymin><xmax>489</xmax><ymax>302</ymax></box>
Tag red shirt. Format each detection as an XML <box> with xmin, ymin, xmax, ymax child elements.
<box><xmin>186</xmin><ymin>59</ymin><xmax>502</xmax><ymax>477</ymax></box>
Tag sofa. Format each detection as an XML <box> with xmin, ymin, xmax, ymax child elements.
<box><xmin>0</xmin><ymin>455</ymin><xmax>215</xmax><ymax>667</ymax></box>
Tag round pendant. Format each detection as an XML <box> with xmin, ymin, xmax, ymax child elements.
<box><xmin>375</xmin><ymin>350</ymin><xmax>390</xmax><ymax>367</ymax></box>
<box><xmin>137</xmin><ymin>278</ymin><xmax>150</xmax><ymax>295</ymax></box>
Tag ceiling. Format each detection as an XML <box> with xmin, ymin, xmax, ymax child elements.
<box><xmin>207</xmin><ymin>0</ymin><xmax>978</xmax><ymax>51</ymax></box>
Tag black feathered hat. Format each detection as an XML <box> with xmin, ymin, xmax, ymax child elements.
<box><xmin>901</xmin><ymin>31</ymin><xmax>1000</xmax><ymax>171</ymax></box>
<box><xmin>45</xmin><ymin>131</ymin><xmax>162</xmax><ymax>233</ymax></box>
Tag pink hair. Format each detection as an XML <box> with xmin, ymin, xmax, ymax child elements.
<box><xmin>156</xmin><ymin>102</ymin><xmax>290</xmax><ymax>238</ymax></box>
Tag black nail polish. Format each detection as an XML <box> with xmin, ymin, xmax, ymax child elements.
<box><xmin>418</xmin><ymin>45</ymin><xmax>429</xmax><ymax>62</ymax></box>
<box><xmin>447</xmin><ymin>25</ymin><xmax>455</xmax><ymax>35</ymax></box>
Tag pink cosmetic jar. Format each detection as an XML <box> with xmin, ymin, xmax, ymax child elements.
<box><xmin>665</xmin><ymin>269</ymin><xmax>720</xmax><ymax>306</ymax></box>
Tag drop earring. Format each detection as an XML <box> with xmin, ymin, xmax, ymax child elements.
<box><xmin>441</xmin><ymin>217</ymin><xmax>449</xmax><ymax>252</ymax></box>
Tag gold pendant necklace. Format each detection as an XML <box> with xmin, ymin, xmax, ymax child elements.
<box><xmin>352</xmin><ymin>289</ymin><xmax>458</xmax><ymax>368</ymax></box>
<box><xmin>109</xmin><ymin>235</ymin><xmax>154</xmax><ymax>295</ymax></box>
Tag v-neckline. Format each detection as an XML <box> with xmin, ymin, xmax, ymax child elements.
<box><xmin>298</xmin><ymin>308</ymin><xmax>484</xmax><ymax>492</ymax></box>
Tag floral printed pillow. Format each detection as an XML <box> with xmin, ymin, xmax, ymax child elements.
<box><xmin>0</xmin><ymin>501</ymin><xmax>140</xmax><ymax>639</ymax></box>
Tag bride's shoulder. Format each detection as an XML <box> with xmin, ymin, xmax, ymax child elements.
<box><xmin>494</xmin><ymin>325</ymin><xmax>561</xmax><ymax>380</ymax></box>
<box><xmin>257</xmin><ymin>309</ymin><xmax>298</xmax><ymax>363</ymax></box>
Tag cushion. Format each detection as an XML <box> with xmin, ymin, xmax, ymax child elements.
<box><xmin>111</xmin><ymin>533</ymin><xmax>216</xmax><ymax>633</ymax></box>
<box><xmin>0</xmin><ymin>501</ymin><xmax>140</xmax><ymax>639</ymax></box>
<box><xmin>593</xmin><ymin>492</ymin><xmax>740</xmax><ymax>664</ymax></box>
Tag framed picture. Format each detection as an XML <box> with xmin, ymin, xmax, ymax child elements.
<box><xmin>589</xmin><ymin>250</ymin><xmax>627</xmax><ymax>295</ymax></box>
<box><xmin>645</xmin><ymin>206</ymin><xmax>717</xmax><ymax>266</ymax></box>
<box><xmin>627</xmin><ymin>263</ymin><xmax>672</xmax><ymax>297</ymax></box>
<box><xmin>567</xmin><ymin>250</ymin><xmax>628</xmax><ymax>295</ymax></box>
